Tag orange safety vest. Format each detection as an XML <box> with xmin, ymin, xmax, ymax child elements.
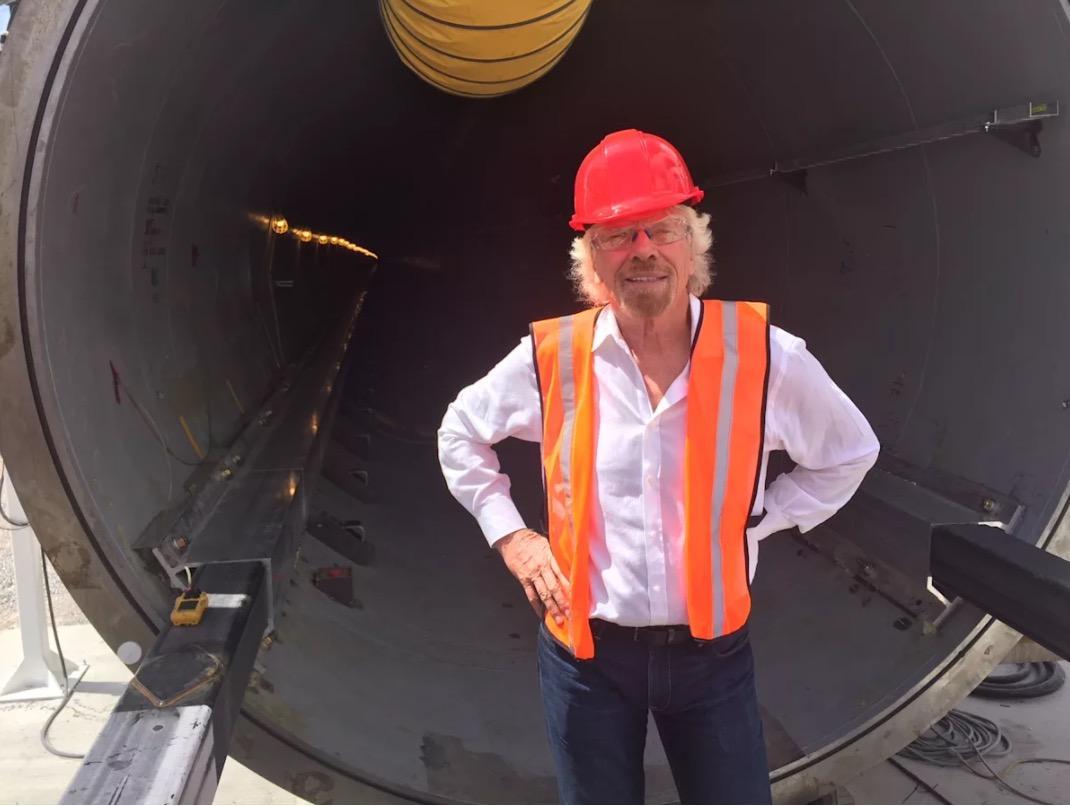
<box><xmin>530</xmin><ymin>300</ymin><xmax>770</xmax><ymax>658</ymax></box>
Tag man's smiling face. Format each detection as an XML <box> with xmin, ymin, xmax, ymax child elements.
<box><xmin>590</xmin><ymin>210</ymin><xmax>693</xmax><ymax>320</ymax></box>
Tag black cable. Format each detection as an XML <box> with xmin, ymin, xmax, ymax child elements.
<box><xmin>898</xmin><ymin>709</ymin><xmax>1010</xmax><ymax>767</ymax></box>
<box><xmin>42</xmin><ymin>548</ymin><xmax>68</xmax><ymax>683</ymax></box>
<box><xmin>898</xmin><ymin>782</ymin><xmax>920</xmax><ymax>804</ymax></box>
<box><xmin>887</xmin><ymin>758</ymin><xmax>953</xmax><ymax>805</ymax></box>
<box><xmin>40</xmin><ymin>547</ymin><xmax>87</xmax><ymax>759</ymax></box>
<box><xmin>973</xmin><ymin>662</ymin><xmax>1066</xmax><ymax>699</ymax></box>
<box><xmin>898</xmin><ymin>708</ymin><xmax>1070</xmax><ymax>805</ymax></box>
<box><xmin>984</xmin><ymin>664</ymin><xmax>1032</xmax><ymax>685</ymax></box>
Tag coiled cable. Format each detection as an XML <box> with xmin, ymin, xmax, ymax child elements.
<box><xmin>898</xmin><ymin>709</ymin><xmax>1011</xmax><ymax>767</ymax></box>
<box><xmin>898</xmin><ymin>708</ymin><xmax>1070</xmax><ymax>805</ymax></box>
<box><xmin>973</xmin><ymin>662</ymin><xmax>1066</xmax><ymax>699</ymax></box>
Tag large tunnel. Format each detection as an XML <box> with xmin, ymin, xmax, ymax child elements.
<box><xmin>3</xmin><ymin>1</ymin><xmax>1070</xmax><ymax>802</ymax></box>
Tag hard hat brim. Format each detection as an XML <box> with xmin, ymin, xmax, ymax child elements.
<box><xmin>569</xmin><ymin>188</ymin><xmax>705</xmax><ymax>231</ymax></box>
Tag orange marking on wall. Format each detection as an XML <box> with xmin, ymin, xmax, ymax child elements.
<box><xmin>225</xmin><ymin>379</ymin><xmax>245</xmax><ymax>415</ymax></box>
<box><xmin>178</xmin><ymin>416</ymin><xmax>205</xmax><ymax>459</ymax></box>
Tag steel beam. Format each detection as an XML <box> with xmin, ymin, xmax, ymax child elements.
<box><xmin>62</xmin><ymin>561</ymin><xmax>268</xmax><ymax>804</ymax></box>
<box><xmin>930</xmin><ymin>524</ymin><xmax>1070</xmax><ymax>660</ymax></box>
<box><xmin>134</xmin><ymin>292</ymin><xmax>364</xmax><ymax>628</ymax></box>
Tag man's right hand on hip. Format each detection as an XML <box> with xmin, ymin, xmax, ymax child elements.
<box><xmin>496</xmin><ymin>529</ymin><xmax>572</xmax><ymax>625</ymax></box>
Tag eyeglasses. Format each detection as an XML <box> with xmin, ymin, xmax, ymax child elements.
<box><xmin>589</xmin><ymin>217</ymin><xmax>690</xmax><ymax>251</ymax></box>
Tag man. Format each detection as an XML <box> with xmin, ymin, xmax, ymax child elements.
<box><xmin>438</xmin><ymin>129</ymin><xmax>879</xmax><ymax>804</ymax></box>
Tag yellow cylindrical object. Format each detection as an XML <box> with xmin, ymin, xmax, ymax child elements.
<box><xmin>381</xmin><ymin>0</ymin><xmax>592</xmax><ymax>98</ymax></box>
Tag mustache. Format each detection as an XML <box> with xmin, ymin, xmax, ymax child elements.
<box><xmin>621</xmin><ymin>259</ymin><xmax>671</xmax><ymax>278</ymax></box>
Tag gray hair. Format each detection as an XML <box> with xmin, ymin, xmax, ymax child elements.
<box><xmin>567</xmin><ymin>205</ymin><xmax>715</xmax><ymax>307</ymax></box>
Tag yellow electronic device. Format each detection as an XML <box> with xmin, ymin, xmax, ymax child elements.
<box><xmin>170</xmin><ymin>589</ymin><xmax>209</xmax><ymax>626</ymax></box>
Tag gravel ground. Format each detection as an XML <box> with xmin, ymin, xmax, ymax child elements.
<box><xmin>0</xmin><ymin>529</ymin><xmax>86</xmax><ymax>631</ymax></box>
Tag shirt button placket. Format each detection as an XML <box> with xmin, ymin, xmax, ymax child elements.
<box><xmin>647</xmin><ymin>423</ymin><xmax>668</xmax><ymax>624</ymax></box>
<box><xmin>640</xmin><ymin>424</ymin><xmax>654</xmax><ymax>624</ymax></box>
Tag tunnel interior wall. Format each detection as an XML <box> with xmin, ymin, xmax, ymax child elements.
<box><xmin>6</xmin><ymin>0</ymin><xmax>1070</xmax><ymax>801</ymax></box>
<box><xmin>22</xmin><ymin>0</ymin><xmax>371</xmax><ymax>617</ymax></box>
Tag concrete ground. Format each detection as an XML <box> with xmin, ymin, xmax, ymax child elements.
<box><xmin>842</xmin><ymin>671</ymin><xmax>1070</xmax><ymax>804</ymax></box>
<box><xmin>0</xmin><ymin>624</ymin><xmax>310</xmax><ymax>805</ymax></box>
<box><xmin>1</xmin><ymin>535</ymin><xmax>1068</xmax><ymax>804</ymax></box>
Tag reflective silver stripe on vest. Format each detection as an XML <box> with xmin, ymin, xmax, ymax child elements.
<box><xmin>558</xmin><ymin>315</ymin><xmax>575</xmax><ymax>512</ymax></box>
<box><xmin>710</xmin><ymin>302</ymin><xmax>739</xmax><ymax>636</ymax></box>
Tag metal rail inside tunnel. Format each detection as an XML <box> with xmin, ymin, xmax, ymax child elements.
<box><xmin>3</xmin><ymin>1</ymin><xmax>1070</xmax><ymax>803</ymax></box>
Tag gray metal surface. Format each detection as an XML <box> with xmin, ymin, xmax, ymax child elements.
<box><xmin>4</xmin><ymin>1</ymin><xmax>1070</xmax><ymax>803</ymax></box>
<box><xmin>64</xmin><ymin>705</ymin><xmax>217</xmax><ymax>804</ymax></box>
<box><xmin>145</xmin><ymin>294</ymin><xmax>362</xmax><ymax>626</ymax></box>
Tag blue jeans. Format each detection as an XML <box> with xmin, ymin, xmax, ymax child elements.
<box><xmin>537</xmin><ymin>622</ymin><xmax>772</xmax><ymax>804</ymax></box>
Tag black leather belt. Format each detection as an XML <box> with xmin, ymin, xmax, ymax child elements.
<box><xmin>590</xmin><ymin>619</ymin><xmax>697</xmax><ymax>646</ymax></box>
<box><xmin>585</xmin><ymin>513</ymin><xmax>764</xmax><ymax>649</ymax></box>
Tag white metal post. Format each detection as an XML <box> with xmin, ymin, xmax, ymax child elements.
<box><xmin>0</xmin><ymin>465</ymin><xmax>82</xmax><ymax>702</ymax></box>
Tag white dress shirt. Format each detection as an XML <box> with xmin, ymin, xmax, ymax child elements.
<box><xmin>438</xmin><ymin>295</ymin><xmax>880</xmax><ymax>627</ymax></box>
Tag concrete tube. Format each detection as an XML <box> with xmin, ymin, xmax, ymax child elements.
<box><xmin>2</xmin><ymin>2</ymin><xmax>1070</xmax><ymax>802</ymax></box>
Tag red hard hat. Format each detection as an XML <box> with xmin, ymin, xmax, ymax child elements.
<box><xmin>569</xmin><ymin>129</ymin><xmax>704</xmax><ymax>231</ymax></box>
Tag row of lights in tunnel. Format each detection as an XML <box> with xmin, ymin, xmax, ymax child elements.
<box><xmin>258</xmin><ymin>215</ymin><xmax>379</xmax><ymax>260</ymax></box>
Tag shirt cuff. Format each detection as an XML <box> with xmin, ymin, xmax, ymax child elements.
<box><xmin>746</xmin><ymin>507</ymin><xmax>795</xmax><ymax>543</ymax></box>
<box><xmin>475</xmin><ymin>495</ymin><xmax>528</xmax><ymax>547</ymax></box>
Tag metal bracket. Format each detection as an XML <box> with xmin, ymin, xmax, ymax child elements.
<box><xmin>775</xmin><ymin>168</ymin><xmax>808</xmax><ymax>195</ymax></box>
<box><xmin>312</xmin><ymin>565</ymin><xmax>355</xmax><ymax>606</ymax></box>
<box><xmin>308</xmin><ymin>512</ymin><xmax>374</xmax><ymax>566</ymax></box>
<box><xmin>706</xmin><ymin>99</ymin><xmax>1059</xmax><ymax>189</ymax></box>
<box><xmin>988</xmin><ymin>119</ymin><xmax>1044</xmax><ymax>157</ymax></box>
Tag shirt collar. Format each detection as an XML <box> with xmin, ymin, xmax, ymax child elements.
<box><xmin>592</xmin><ymin>295</ymin><xmax>702</xmax><ymax>353</ymax></box>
